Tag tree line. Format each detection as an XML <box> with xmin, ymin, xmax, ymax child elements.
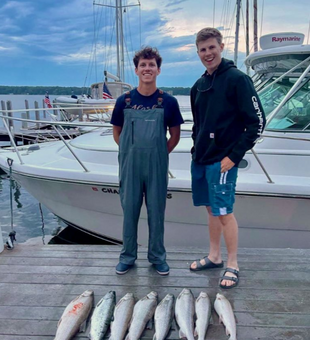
<box><xmin>0</xmin><ymin>86</ymin><xmax>191</xmax><ymax>96</ymax></box>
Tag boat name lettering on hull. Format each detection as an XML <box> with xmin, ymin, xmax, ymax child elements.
<box><xmin>100</xmin><ymin>187</ymin><xmax>173</xmax><ymax>199</ymax></box>
<box><xmin>102</xmin><ymin>188</ymin><xmax>120</xmax><ymax>194</ymax></box>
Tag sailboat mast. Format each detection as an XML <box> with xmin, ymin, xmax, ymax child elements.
<box><xmin>246</xmin><ymin>0</ymin><xmax>250</xmax><ymax>74</ymax></box>
<box><xmin>94</xmin><ymin>0</ymin><xmax>140</xmax><ymax>83</ymax></box>
<box><xmin>253</xmin><ymin>0</ymin><xmax>258</xmax><ymax>51</ymax></box>
<box><xmin>116</xmin><ymin>0</ymin><xmax>121</xmax><ymax>80</ymax></box>
<box><xmin>120</xmin><ymin>0</ymin><xmax>125</xmax><ymax>82</ymax></box>
<box><xmin>234</xmin><ymin>0</ymin><xmax>242</xmax><ymax>66</ymax></box>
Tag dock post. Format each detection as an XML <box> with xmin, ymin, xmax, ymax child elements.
<box><xmin>21</xmin><ymin>112</ymin><xmax>27</xmax><ymax>129</ymax></box>
<box><xmin>24</xmin><ymin>100</ymin><xmax>30</xmax><ymax>128</ymax></box>
<box><xmin>1</xmin><ymin>100</ymin><xmax>6</xmax><ymax>117</ymax></box>
<box><xmin>78</xmin><ymin>109</ymin><xmax>83</xmax><ymax>122</ymax></box>
<box><xmin>42</xmin><ymin>99</ymin><xmax>46</xmax><ymax>118</ymax></box>
<box><xmin>52</xmin><ymin>100</ymin><xmax>58</xmax><ymax>119</ymax></box>
<box><xmin>6</xmin><ymin>101</ymin><xmax>14</xmax><ymax>130</ymax></box>
<box><xmin>6</xmin><ymin>101</ymin><xmax>16</xmax><ymax>146</ymax></box>
<box><xmin>34</xmin><ymin>101</ymin><xmax>40</xmax><ymax>129</ymax></box>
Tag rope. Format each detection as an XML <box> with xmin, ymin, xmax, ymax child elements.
<box><xmin>39</xmin><ymin>203</ymin><xmax>46</xmax><ymax>245</ymax></box>
<box><xmin>6</xmin><ymin>158</ymin><xmax>16</xmax><ymax>249</ymax></box>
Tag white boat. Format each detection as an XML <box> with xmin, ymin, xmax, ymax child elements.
<box><xmin>0</xmin><ymin>33</ymin><xmax>310</xmax><ymax>248</ymax></box>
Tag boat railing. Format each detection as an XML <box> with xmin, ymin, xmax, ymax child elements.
<box><xmin>257</xmin><ymin>56</ymin><xmax>310</xmax><ymax>95</ymax></box>
<box><xmin>1</xmin><ymin>110</ymin><xmax>310</xmax><ymax>182</ymax></box>
<box><xmin>0</xmin><ymin>105</ymin><xmax>112</xmax><ymax>171</ymax></box>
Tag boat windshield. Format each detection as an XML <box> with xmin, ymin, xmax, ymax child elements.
<box><xmin>260</xmin><ymin>77</ymin><xmax>310</xmax><ymax>132</ymax></box>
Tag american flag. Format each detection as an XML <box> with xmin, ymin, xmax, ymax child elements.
<box><xmin>44</xmin><ymin>93</ymin><xmax>52</xmax><ymax>108</ymax></box>
<box><xmin>102</xmin><ymin>82</ymin><xmax>113</xmax><ymax>99</ymax></box>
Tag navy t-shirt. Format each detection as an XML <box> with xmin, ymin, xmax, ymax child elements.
<box><xmin>111</xmin><ymin>88</ymin><xmax>184</xmax><ymax>129</ymax></box>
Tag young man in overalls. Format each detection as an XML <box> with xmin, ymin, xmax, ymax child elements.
<box><xmin>111</xmin><ymin>47</ymin><xmax>184</xmax><ymax>275</ymax></box>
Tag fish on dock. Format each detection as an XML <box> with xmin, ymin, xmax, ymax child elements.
<box><xmin>175</xmin><ymin>288</ymin><xmax>195</xmax><ymax>340</ymax></box>
<box><xmin>54</xmin><ymin>289</ymin><xmax>94</xmax><ymax>340</ymax></box>
<box><xmin>214</xmin><ymin>293</ymin><xmax>237</xmax><ymax>340</ymax></box>
<box><xmin>89</xmin><ymin>290</ymin><xmax>116</xmax><ymax>340</ymax></box>
<box><xmin>125</xmin><ymin>291</ymin><xmax>158</xmax><ymax>340</ymax></box>
<box><xmin>109</xmin><ymin>292</ymin><xmax>136</xmax><ymax>340</ymax></box>
<box><xmin>153</xmin><ymin>293</ymin><xmax>175</xmax><ymax>340</ymax></box>
<box><xmin>195</xmin><ymin>291</ymin><xmax>211</xmax><ymax>340</ymax></box>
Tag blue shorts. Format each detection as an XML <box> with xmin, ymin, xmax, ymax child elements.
<box><xmin>191</xmin><ymin>161</ymin><xmax>238</xmax><ymax>216</ymax></box>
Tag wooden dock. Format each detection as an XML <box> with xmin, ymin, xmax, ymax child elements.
<box><xmin>0</xmin><ymin>244</ymin><xmax>309</xmax><ymax>339</ymax></box>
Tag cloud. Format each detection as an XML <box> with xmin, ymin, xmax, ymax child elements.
<box><xmin>165</xmin><ymin>0</ymin><xmax>187</xmax><ymax>8</ymax></box>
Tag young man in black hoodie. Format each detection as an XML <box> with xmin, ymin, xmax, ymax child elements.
<box><xmin>189</xmin><ymin>27</ymin><xmax>265</xmax><ymax>289</ymax></box>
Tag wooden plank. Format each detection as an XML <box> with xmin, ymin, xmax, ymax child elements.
<box><xmin>1</xmin><ymin>320</ymin><xmax>310</xmax><ymax>339</ymax></box>
<box><xmin>2</xmin><ymin>248</ymin><xmax>309</xmax><ymax>264</ymax></box>
<box><xmin>1</xmin><ymin>256</ymin><xmax>310</xmax><ymax>271</ymax></box>
<box><xmin>1</xmin><ymin>272</ymin><xmax>310</xmax><ymax>290</ymax></box>
<box><xmin>22</xmin><ymin>244</ymin><xmax>310</xmax><ymax>256</ymax></box>
<box><xmin>3</xmin><ymin>244</ymin><xmax>310</xmax><ymax>256</ymax></box>
<box><xmin>1</xmin><ymin>283</ymin><xmax>310</xmax><ymax>306</ymax></box>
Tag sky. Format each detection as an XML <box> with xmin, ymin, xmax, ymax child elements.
<box><xmin>0</xmin><ymin>0</ymin><xmax>309</xmax><ymax>89</ymax></box>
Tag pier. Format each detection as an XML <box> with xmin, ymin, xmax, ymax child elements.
<box><xmin>0</xmin><ymin>243</ymin><xmax>309</xmax><ymax>339</ymax></box>
<box><xmin>0</xmin><ymin>99</ymin><xmax>90</xmax><ymax>146</ymax></box>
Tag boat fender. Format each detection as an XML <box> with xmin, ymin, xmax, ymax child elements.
<box><xmin>6</xmin><ymin>231</ymin><xmax>16</xmax><ymax>250</ymax></box>
<box><xmin>28</xmin><ymin>145</ymin><xmax>40</xmax><ymax>151</ymax></box>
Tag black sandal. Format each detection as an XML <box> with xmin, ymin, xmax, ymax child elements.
<box><xmin>219</xmin><ymin>267</ymin><xmax>239</xmax><ymax>289</ymax></box>
<box><xmin>190</xmin><ymin>256</ymin><xmax>224</xmax><ymax>271</ymax></box>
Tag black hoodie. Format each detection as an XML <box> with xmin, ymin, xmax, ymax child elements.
<box><xmin>191</xmin><ymin>58</ymin><xmax>266</xmax><ymax>165</ymax></box>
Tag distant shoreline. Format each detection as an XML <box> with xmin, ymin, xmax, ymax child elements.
<box><xmin>0</xmin><ymin>85</ymin><xmax>190</xmax><ymax>96</ymax></box>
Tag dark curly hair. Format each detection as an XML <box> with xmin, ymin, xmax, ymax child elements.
<box><xmin>133</xmin><ymin>46</ymin><xmax>162</xmax><ymax>68</ymax></box>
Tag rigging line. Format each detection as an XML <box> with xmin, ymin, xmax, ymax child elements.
<box><xmin>213</xmin><ymin>0</ymin><xmax>216</xmax><ymax>27</ymax></box>
<box><xmin>124</xmin><ymin>1</ymin><xmax>138</xmax><ymax>85</ymax></box>
<box><xmin>105</xmin><ymin>0</ymin><xmax>115</xmax><ymax>74</ymax></box>
<box><xmin>139</xmin><ymin>1</ymin><xmax>141</xmax><ymax>47</ymax></box>
<box><xmin>83</xmin><ymin>4</ymin><xmax>100</xmax><ymax>90</ymax></box>
<box><xmin>219</xmin><ymin>0</ymin><xmax>227</xmax><ymax>31</ymax></box>
<box><xmin>103</xmin><ymin>2</ymin><xmax>115</xmax><ymax>76</ymax></box>
<box><xmin>221</xmin><ymin>0</ymin><xmax>232</xmax><ymax>42</ymax></box>
<box><xmin>223</xmin><ymin>0</ymin><xmax>231</xmax><ymax>33</ymax></box>
<box><xmin>260</xmin><ymin>0</ymin><xmax>265</xmax><ymax>38</ymax></box>
<box><xmin>123</xmin><ymin>3</ymin><xmax>133</xmax><ymax>84</ymax></box>
<box><xmin>223</xmin><ymin>3</ymin><xmax>236</xmax><ymax>58</ymax></box>
<box><xmin>94</xmin><ymin>2</ymin><xmax>106</xmax><ymax>82</ymax></box>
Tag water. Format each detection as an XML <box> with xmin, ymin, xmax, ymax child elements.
<box><xmin>0</xmin><ymin>94</ymin><xmax>191</xmax><ymax>244</ymax></box>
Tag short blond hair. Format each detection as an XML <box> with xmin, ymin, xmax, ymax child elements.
<box><xmin>196</xmin><ymin>27</ymin><xmax>223</xmax><ymax>46</ymax></box>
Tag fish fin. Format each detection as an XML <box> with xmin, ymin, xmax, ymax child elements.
<box><xmin>194</xmin><ymin>327</ymin><xmax>198</xmax><ymax>337</ymax></box>
<box><xmin>218</xmin><ymin>314</ymin><xmax>223</xmax><ymax>325</ymax></box>
<box><xmin>179</xmin><ymin>329</ymin><xmax>186</xmax><ymax>338</ymax></box>
<box><xmin>146</xmin><ymin>318</ymin><xmax>153</xmax><ymax>330</ymax></box>
<box><xmin>79</xmin><ymin>318</ymin><xmax>87</xmax><ymax>333</ymax></box>
<box><xmin>124</xmin><ymin>334</ymin><xmax>130</xmax><ymax>340</ymax></box>
<box><xmin>153</xmin><ymin>333</ymin><xmax>157</xmax><ymax>340</ymax></box>
<box><xmin>209</xmin><ymin>315</ymin><xmax>214</xmax><ymax>324</ymax></box>
<box><xmin>57</xmin><ymin>316</ymin><xmax>63</xmax><ymax>328</ymax></box>
<box><xmin>170</xmin><ymin>317</ymin><xmax>177</xmax><ymax>330</ymax></box>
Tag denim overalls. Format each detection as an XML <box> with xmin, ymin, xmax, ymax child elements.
<box><xmin>118</xmin><ymin>91</ymin><xmax>168</xmax><ymax>265</ymax></box>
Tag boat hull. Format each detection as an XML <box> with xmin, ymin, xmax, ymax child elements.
<box><xmin>8</xmin><ymin>172</ymin><xmax>310</xmax><ymax>249</ymax></box>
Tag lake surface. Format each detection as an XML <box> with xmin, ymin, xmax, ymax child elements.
<box><xmin>0</xmin><ymin>94</ymin><xmax>191</xmax><ymax>244</ymax></box>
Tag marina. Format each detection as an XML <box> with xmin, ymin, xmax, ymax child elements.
<box><xmin>0</xmin><ymin>0</ymin><xmax>310</xmax><ymax>338</ymax></box>
<box><xmin>0</xmin><ymin>243</ymin><xmax>310</xmax><ymax>339</ymax></box>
